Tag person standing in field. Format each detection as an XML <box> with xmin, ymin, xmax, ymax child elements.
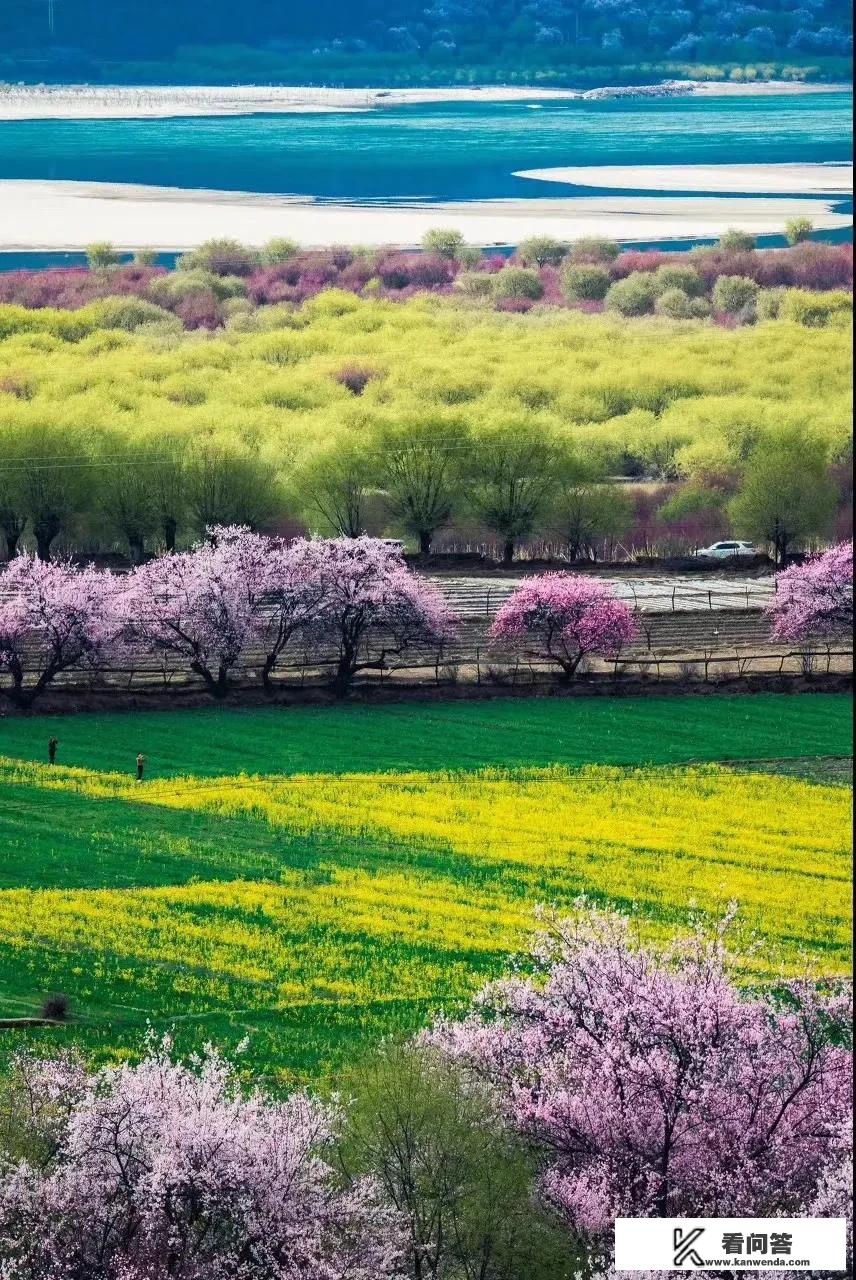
<box><xmin>136</xmin><ymin>752</ymin><xmax>145</xmax><ymax>782</ymax></box>
<box><xmin>48</xmin><ymin>737</ymin><xmax>58</xmax><ymax>765</ymax></box>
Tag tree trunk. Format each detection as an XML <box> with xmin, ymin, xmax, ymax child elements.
<box><xmin>501</xmin><ymin>539</ymin><xmax>515</xmax><ymax>566</ymax></box>
<box><xmin>4</xmin><ymin>531</ymin><xmax>20</xmax><ymax>560</ymax></box>
<box><xmin>418</xmin><ymin>529</ymin><xmax>432</xmax><ymax>557</ymax></box>
<box><xmin>34</xmin><ymin>516</ymin><xmax>60</xmax><ymax>561</ymax></box>
<box><xmin>128</xmin><ymin>534</ymin><xmax>145</xmax><ymax>565</ymax></box>
<box><xmin>163</xmin><ymin>516</ymin><xmax>178</xmax><ymax>553</ymax></box>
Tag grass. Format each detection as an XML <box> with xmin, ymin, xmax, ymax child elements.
<box><xmin>0</xmin><ymin>693</ymin><xmax>851</xmax><ymax>779</ymax></box>
<box><xmin>0</xmin><ymin>693</ymin><xmax>850</xmax><ymax>1084</ymax></box>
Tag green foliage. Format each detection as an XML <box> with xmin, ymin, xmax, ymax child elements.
<box><xmin>567</xmin><ymin>238</ymin><xmax>621</xmax><ymax>263</ymax></box>
<box><xmin>373</xmin><ymin>413</ymin><xmax>470</xmax><ymax>553</ymax></box>
<box><xmin>729</xmin><ymin>429</ymin><xmax>837</xmax><ymax>564</ymax></box>
<box><xmin>757</xmin><ymin>288</ymin><xmax>786</xmax><ymax>320</ymax></box>
<box><xmin>785</xmin><ymin>217</ymin><xmax>814</xmax><ymax>246</ymax></box>
<box><xmin>339</xmin><ymin>1042</ymin><xmax>580</xmax><ymax>1280</ymax></box>
<box><xmin>178</xmin><ymin>238</ymin><xmax>259</xmax><ymax>276</ymax></box>
<box><xmin>654</xmin><ymin>264</ymin><xmax>706</xmax><ymax>297</ymax></box>
<box><xmin>132</xmin><ymin>249</ymin><xmax>159</xmax><ymax>267</ymax></box>
<box><xmin>716</xmin><ymin>229</ymin><xmax>757</xmax><ymax>252</ymax></box>
<box><xmin>453</xmin><ymin>271</ymin><xmax>495</xmax><ymax>298</ymax></box>
<box><xmin>491</xmin><ymin>266</ymin><xmax>544</xmax><ymax>301</ymax></box>
<box><xmin>465</xmin><ymin>419</ymin><xmax>565</xmax><ymax>562</ymax></box>
<box><xmin>260</xmin><ymin>237</ymin><xmax>300</xmax><ymax>265</ymax></box>
<box><xmin>517</xmin><ymin>236</ymin><xmax>569</xmax><ymax>268</ymax></box>
<box><xmin>87</xmin><ymin>296</ymin><xmax>179</xmax><ymax>333</ymax></box>
<box><xmin>779</xmin><ymin>289</ymin><xmax>853</xmax><ymax>328</ymax></box>
<box><xmin>712</xmin><ymin>274</ymin><xmax>760</xmax><ymax>315</ymax></box>
<box><xmin>658</xmin><ymin>484</ymin><xmax>726</xmax><ymax>523</ymax></box>
<box><xmin>183</xmin><ymin>438</ymin><xmax>283</xmax><ymax>535</ymax></box>
<box><xmin>554</xmin><ymin>476</ymin><xmax>634</xmax><ymax>559</ymax></box>
<box><xmin>85</xmin><ymin>242</ymin><xmax>122</xmax><ymax>270</ymax></box>
<box><xmin>421</xmin><ymin>228</ymin><xmax>466</xmax><ymax>259</ymax></box>
<box><xmin>605</xmin><ymin>272</ymin><xmax>659</xmax><ymax>316</ymax></box>
<box><xmin>654</xmin><ymin>288</ymin><xmax>695</xmax><ymax>319</ymax></box>
<box><xmin>561</xmin><ymin>263</ymin><xmax>611</xmax><ymax>302</ymax></box>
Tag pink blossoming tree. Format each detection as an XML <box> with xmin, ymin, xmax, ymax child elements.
<box><xmin>767</xmin><ymin>541</ymin><xmax>853</xmax><ymax>642</ymax></box>
<box><xmin>428</xmin><ymin>906</ymin><xmax>852</xmax><ymax>1255</ymax></box>
<box><xmin>0</xmin><ymin>554</ymin><xmax>121</xmax><ymax>709</ymax></box>
<box><xmin>490</xmin><ymin>573</ymin><xmax>637</xmax><ymax>679</ymax></box>
<box><xmin>0</xmin><ymin>1039</ymin><xmax>402</xmax><ymax>1280</ymax></box>
<box><xmin>298</xmin><ymin>537</ymin><xmax>457</xmax><ymax>697</ymax></box>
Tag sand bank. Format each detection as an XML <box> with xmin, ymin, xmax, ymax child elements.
<box><xmin>0</xmin><ymin>180</ymin><xmax>849</xmax><ymax>252</ymax></box>
<box><xmin>516</xmin><ymin>163</ymin><xmax>854</xmax><ymax>196</ymax></box>
<box><xmin>0</xmin><ymin>80</ymin><xmax>849</xmax><ymax>120</ymax></box>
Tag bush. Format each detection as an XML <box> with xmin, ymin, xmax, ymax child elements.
<box><xmin>39</xmin><ymin>993</ymin><xmax>70</xmax><ymax>1021</ymax></box>
<box><xmin>561</xmin><ymin>263</ymin><xmax>610</xmax><ymax>302</ymax></box>
<box><xmin>780</xmin><ymin>288</ymin><xmax>853</xmax><ymax>327</ymax></box>
<box><xmin>518</xmin><ymin>235</ymin><xmax>569</xmax><ymax>267</ymax></box>
<box><xmin>717</xmin><ymin>228</ymin><xmax>756</xmax><ymax>252</ymax></box>
<box><xmin>179</xmin><ymin>238</ymin><xmax>259</xmax><ymax>276</ymax></box>
<box><xmin>712</xmin><ymin>274</ymin><xmax>760</xmax><ymax>315</ymax></box>
<box><xmin>653</xmin><ymin>263</ymin><xmax>706</xmax><ymax>297</ymax></box>
<box><xmin>757</xmin><ymin>287</ymin><xmax>786</xmax><ymax>319</ymax></box>
<box><xmin>785</xmin><ymin>216</ymin><xmax>814</xmax><ymax>245</ymax></box>
<box><xmin>567</xmin><ymin>237</ymin><xmax>621</xmax><ymax>263</ymax></box>
<box><xmin>261</xmin><ymin>237</ymin><xmax>300</xmax><ymax>265</ymax></box>
<box><xmin>87</xmin><ymin>296</ymin><xmax>177</xmax><ymax>332</ymax></box>
<box><xmin>654</xmin><ymin>288</ymin><xmax>695</xmax><ymax>319</ymax></box>
<box><xmin>85</xmin><ymin>242</ymin><xmax>122</xmax><ymax>270</ymax></box>
<box><xmin>454</xmin><ymin>270</ymin><xmax>495</xmax><ymax>297</ymax></box>
<box><xmin>604</xmin><ymin>272</ymin><xmax>659</xmax><ymax>316</ymax></box>
<box><xmin>421</xmin><ymin>228</ymin><xmax>466</xmax><ymax>259</ymax></box>
<box><xmin>132</xmin><ymin>248</ymin><xmax>159</xmax><ymax>267</ymax></box>
<box><xmin>492</xmin><ymin>266</ymin><xmax>544</xmax><ymax>301</ymax></box>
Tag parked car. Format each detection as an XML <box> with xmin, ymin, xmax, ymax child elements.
<box><xmin>693</xmin><ymin>540</ymin><xmax>758</xmax><ymax>559</ymax></box>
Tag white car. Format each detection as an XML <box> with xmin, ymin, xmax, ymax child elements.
<box><xmin>693</xmin><ymin>540</ymin><xmax>758</xmax><ymax>559</ymax></box>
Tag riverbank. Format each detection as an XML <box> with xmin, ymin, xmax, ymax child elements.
<box><xmin>0</xmin><ymin>79</ymin><xmax>850</xmax><ymax>120</ymax></box>
<box><xmin>0</xmin><ymin>178</ymin><xmax>848</xmax><ymax>253</ymax></box>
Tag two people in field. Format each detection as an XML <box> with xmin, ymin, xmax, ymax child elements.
<box><xmin>47</xmin><ymin>737</ymin><xmax>145</xmax><ymax>782</ymax></box>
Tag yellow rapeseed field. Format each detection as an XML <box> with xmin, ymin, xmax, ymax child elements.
<box><xmin>0</xmin><ymin>753</ymin><xmax>849</xmax><ymax>1076</ymax></box>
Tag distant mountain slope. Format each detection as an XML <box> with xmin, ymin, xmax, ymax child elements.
<box><xmin>0</xmin><ymin>0</ymin><xmax>852</xmax><ymax>81</ymax></box>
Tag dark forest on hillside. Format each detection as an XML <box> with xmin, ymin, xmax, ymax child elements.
<box><xmin>0</xmin><ymin>0</ymin><xmax>852</xmax><ymax>83</ymax></box>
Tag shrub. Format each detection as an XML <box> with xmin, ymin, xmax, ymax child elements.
<box><xmin>179</xmin><ymin>238</ymin><xmax>259</xmax><ymax>276</ymax></box>
<box><xmin>132</xmin><ymin>248</ymin><xmax>159</xmax><ymax>266</ymax></box>
<box><xmin>518</xmin><ymin>235</ymin><xmax>569</xmax><ymax>267</ymax></box>
<box><xmin>421</xmin><ymin>228</ymin><xmax>466</xmax><ymax>259</ymax></box>
<box><xmin>780</xmin><ymin>288</ymin><xmax>853</xmax><ymax>327</ymax></box>
<box><xmin>454</xmin><ymin>270</ymin><xmax>495</xmax><ymax>297</ymax></box>
<box><xmin>653</xmin><ymin>263</ymin><xmax>706</xmax><ymax>296</ymax></box>
<box><xmin>85</xmin><ymin>241</ymin><xmax>122</xmax><ymax>270</ymax></box>
<box><xmin>39</xmin><ymin>993</ymin><xmax>70</xmax><ymax>1021</ymax></box>
<box><xmin>712</xmin><ymin>274</ymin><xmax>760</xmax><ymax>315</ymax></box>
<box><xmin>88</xmin><ymin>296</ymin><xmax>175</xmax><ymax>331</ymax></box>
<box><xmin>260</xmin><ymin>236</ymin><xmax>300</xmax><ymax>265</ymax></box>
<box><xmin>335</xmin><ymin>363</ymin><xmax>377</xmax><ymax>395</ymax></box>
<box><xmin>717</xmin><ymin>228</ymin><xmax>756</xmax><ymax>252</ymax></box>
<box><xmin>757</xmin><ymin>286</ymin><xmax>786</xmax><ymax>319</ymax></box>
<box><xmin>604</xmin><ymin>272</ymin><xmax>659</xmax><ymax>316</ymax></box>
<box><xmin>492</xmin><ymin>267</ymin><xmax>544</xmax><ymax>302</ymax></box>
<box><xmin>567</xmin><ymin>237</ymin><xmax>621</xmax><ymax>263</ymax></box>
<box><xmin>785</xmin><ymin>216</ymin><xmax>814</xmax><ymax>245</ymax></box>
<box><xmin>561</xmin><ymin>263</ymin><xmax>610</xmax><ymax>302</ymax></box>
<box><xmin>654</xmin><ymin>287</ymin><xmax>695</xmax><ymax>319</ymax></box>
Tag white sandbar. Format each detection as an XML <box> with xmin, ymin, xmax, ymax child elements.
<box><xmin>0</xmin><ymin>180</ymin><xmax>849</xmax><ymax>252</ymax></box>
<box><xmin>515</xmin><ymin>163</ymin><xmax>854</xmax><ymax>196</ymax></box>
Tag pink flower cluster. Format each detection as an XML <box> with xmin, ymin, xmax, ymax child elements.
<box><xmin>0</xmin><ymin>532</ymin><xmax>457</xmax><ymax>706</ymax></box>
<box><xmin>490</xmin><ymin>572</ymin><xmax>637</xmax><ymax>678</ymax></box>
<box><xmin>428</xmin><ymin>906</ymin><xmax>853</xmax><ymax>1244</ymax></box>
<box><xmin>0</xmin><ymin>1039</ymin><xmax>402</xmax><ymax>1280</ymax></box>
<box><xmin>768</xmin><ymin>541</ymin><xmax>853</xmax><ymax>642</ymax></box>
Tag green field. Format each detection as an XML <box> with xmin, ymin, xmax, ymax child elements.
<box><xmin>0</xmin><ymin>693</ymin><xmax>851</xmax><ymax>1084</ymax></box>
